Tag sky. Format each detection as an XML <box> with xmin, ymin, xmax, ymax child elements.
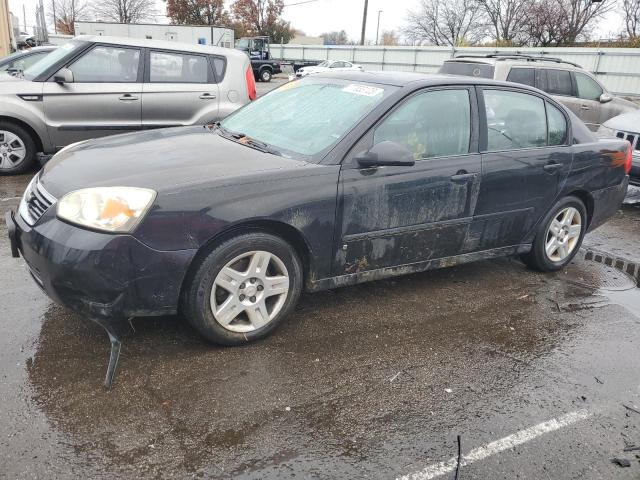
<box><xmin>11</xmin><ymin>0</ymin><xmax>626</xmax><ymax>43</ymax></box>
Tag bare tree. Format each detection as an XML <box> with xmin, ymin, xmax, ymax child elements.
<box><xmin>403</xmin><ymin>0</ymin><xmax>484</xmax><ymax>46</ymax></box>
<box><xmin>91</xmin><ymin>0</ymin><xmax>157</xmax><ymax>23</ymax></box>
<box><xmin>48</xmin><ymin>0</ymin><xmax>89</xmax><ymax>34</ymax></box>
<box><xmin>381</xmin><ymin>30</ymin><xmax>399</xmax><ymax>46</ymax></box>
<box><xmin>520</xmin><ymin>0</ymin><xmax>567</xmax><ymax>46</ymax></box>
<box><xmin>557</xmin><ymin>0</ymin><xmax>614</xmax><ymax>43</ymax></box>
<box><xmin>476</xmin><ymin>0</ymin><xmax>528</xmax><ymax>44</ymax></box>
<box><xmin>622</xmin><ymin>0</ymin><xmax>640</xmax><ymax>38</ymax></box>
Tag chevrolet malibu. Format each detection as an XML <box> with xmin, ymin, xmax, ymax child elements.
<box><xmin>7</xmin><ymin>72</ymin><xmax>632</xmax><ymax>346</ymax></box>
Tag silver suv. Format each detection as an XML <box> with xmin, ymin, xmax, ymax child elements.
<box><xmin>0</xmin><ymin>36</ymin><xmax>254</xmax><ymax>174</ymax></box>
<box><xmin>440</xmin><ymin>54</ymin><xmax>638</xmax><ymax>132</ymax></box>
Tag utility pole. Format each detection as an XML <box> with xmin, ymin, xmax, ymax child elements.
<box><xmin>23</xmin><ymin>4</ymin><xmax>26</xmax><ymax>31</ymax></box>
<box><xmin>376</xmin><ymin>10</ymin><xmax>382</xmax><ymax>45</ymax></box>
<box><xmin>53</xmin><ymin>0</ymin><xmax>57</xmax><ymax>34</ymax></box>
<box><xmin>360</xmin><ymin>0</ymin><xmax>368</xmax><ymax>46</ymax></box>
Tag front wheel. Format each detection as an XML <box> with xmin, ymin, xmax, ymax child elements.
<box><xmin>0</xmin><ymin>122</ymin><xmax>37</xmax><ymax>175</ymax></box>
<box><xmin>521</xmin><ymin>196</ymin><xmax>587</xmax><ymax>272</ymax></box>
<box><xmin>181</xmin><ymin>233</ymin><xmax>303</xmax><ymax>345</ymax></box>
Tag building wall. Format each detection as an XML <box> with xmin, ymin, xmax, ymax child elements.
<box><xmin>271</xmin><ymin>44</ymin><xmax>640</xmax><ymax>96</ymax></box>
<box><xmin>74</xmin><ymin>22</ymin><xmax>234</xmax><ymax>48</ymax></box>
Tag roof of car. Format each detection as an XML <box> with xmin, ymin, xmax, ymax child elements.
<box><xmin>309</xmin><ymin>70</ymin><xmax>541</xmax><ymax>90</ymax></box>
<box><xmin>445</xmin><ymin>55</ymin><xmax>582</xmax><ymax>69</ymax></box>
<box><xmin>22</xmin><ymin>46</ymin><xmax>57</xmax><ymax>52</ymax></box>
<box><xmin>73</xmin><ymin>35</ymin><xmax>247</xmax><ymax>59</ymax></box>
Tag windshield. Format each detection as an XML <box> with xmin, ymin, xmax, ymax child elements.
<box><xmin>23</xmin><ymin>40</ymin><xmax>84</xmax><ymax>80</ymax></box>
<box><xmin>221</xmin><ymin>78</ymin><xmax>396</xmax><ymax>160</ymax></box>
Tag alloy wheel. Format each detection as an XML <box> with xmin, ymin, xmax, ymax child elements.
<box><xmin>0</xmin><ymin>130</ymin><xmax>27</xmax><ymax>170</ymax></box>
<box><xmin>210</xmin><ymin>250</ymin><xmax>290</xmax><ymax>333</ymax></box>
<box><xmin>545</xmin><ymin>206</ymin><xmax>582</xmax><ymax>262</ymax></box>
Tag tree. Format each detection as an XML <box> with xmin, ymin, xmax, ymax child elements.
<box><xmin>556</xmin><ymin>0</ymin><xmax>614</xmax><ymax>44</ymax></box>
<box><xmin>403</xmin><ymin>0</ymin><xmax>484</xmax><ymax>46</ymax></box>
<box><xmin>231</xmin><ymin>0</ymin><xmax>294</xmax><ymax>42</ymax></box>
<box><xmin>166</xmin><ymin>0</ymin><xmax>229</xmax><ymax>25</ymax></box>
<box><xmin>380</xmin><ymin>30</ymin><xmax>399</xmax><ymax>46</ymax></box>
<box><xmin>622</xmin><ymin>0</ymin><xmax>640</xmax><ymax>38</ymax></box>
<box><xmin>476</xmin><ymin>0</ymin><xmax>528</xmax><ymax>45</ymax></box>
<box><xmin>48</xmin><ymin>0</ymin><xmax>89</xmax><ymax>34</ymax></box>
<box><xmin>91</xmin><ymin>0</ymin><xmax>157</xmax><ymax>23</ymax></box>
<box><xmin>321</xmin><ymin>30</ymin><xmax>349</xmax><ymax>45</ymax></box>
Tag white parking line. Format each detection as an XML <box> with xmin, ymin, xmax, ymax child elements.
<box><xmin>396</xmin><ymin>409</ymin><xmax>592</xmax><ymax>480</ymax></box>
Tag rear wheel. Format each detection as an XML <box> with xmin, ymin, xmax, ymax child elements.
<box><xmin>521</xmin><ymin>196</ymin><xmax>587</xmax><ymax>272</ymax></box>
<box><xmin>0</xmin><ymin>122</ymin><xmax>37</xmax><ymax>175</ymax></box>
<box><xmin>181</xmin><ymin>232</ymin><xmax>303</xmax><ymax>345</ymax></box>
<box><xmin>260</xmin><ymin>68</ymin><xmax>272</xmax><ymax>82</ymax></box>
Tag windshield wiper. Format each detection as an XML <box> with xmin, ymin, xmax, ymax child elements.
<box><xmin>243</xmin><ymin>137</ymin><xmax>282</xmax><ymax>156</ymax></box>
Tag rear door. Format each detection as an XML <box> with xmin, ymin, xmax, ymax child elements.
<box><xmin>336</xmin><ymin>87</ymin><xmax>482</xmax><ymax>274</ymax></box>
<box><xmin>142</xmin><ymin>49</ymin><xmax>220</xmax><ymax>128</ymax></box>
<box><xmin>473</xmin><ymin>87</ymin><xmax>573</xmax><ymax>250</ymax></box>
<box><xmin>42</xmin><ymin>44</ymin><xmax>142</xmax><ymax>148</ymax></box>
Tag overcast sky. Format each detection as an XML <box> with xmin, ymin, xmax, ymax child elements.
<box><xmin>12</xmin><ymin>0</ymin><xmax>625</xmax><ymax>42</ymax></box>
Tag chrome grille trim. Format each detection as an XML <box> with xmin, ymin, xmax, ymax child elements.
<box><xmin>19</xmin><ymin>178</ymin><xmax>57</xmax><ymax>226</ymax></box>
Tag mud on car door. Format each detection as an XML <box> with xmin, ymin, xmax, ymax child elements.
<box><xmin>336</xmin><ymin>87</ymin><xmax>481</xmax><ymax>274</ymax></box>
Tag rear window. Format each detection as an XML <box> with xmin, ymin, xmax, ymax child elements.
<box><xmin>211</xmin><ymin>56</ymin><xmax>226</xmax><ymax>82</ymax></box>
<box><xmin>543</xmin><ymin>69</ymin><xmax>573</xmax><ymax>96</ymax></box>
<box><xmin>507</xmin><ymin>68</ymin><xmax>535</xmax><ymax>87</ymax></box>
<box><xmin>439</xmin><ymin>61</ymin><xmax>494</xmax><ymax>78</ymax></box>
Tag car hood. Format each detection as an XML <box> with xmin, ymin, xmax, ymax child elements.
<box><xmin>0</xmin><ymin>73</ymin><xmax>34</xmax><ymax>85</ymax></box>
<box><xmin>301</xmin><ymin>66</ymin><xmax>328</xmax><ymax>73</ymax></box>
<box><xmin>602</xmin><ymin>110</ymin><xmax>640</xmax><ymax>133</ymax></box>
<box><xmin>40</xmin><ymin>126</ymin><xmax>312</xmax><ymax>198</ymax></box>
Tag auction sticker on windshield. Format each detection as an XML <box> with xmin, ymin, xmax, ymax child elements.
<box><xmin>342</xmin><ymin>84</ymin><xmax>384</xmax><ymax>97</ymax></box>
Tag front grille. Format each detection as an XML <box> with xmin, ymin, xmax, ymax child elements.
<box><xmin>614</xmin><ymin>130</ymin><xmax>639</xmax><ymax>150</ymax></box>
<box><xmin>19</xmin><ymin>178</ymin><xmax>56</xmax><ymax>226</ymax></box>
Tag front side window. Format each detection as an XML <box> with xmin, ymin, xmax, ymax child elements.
<box><xmin>69</xmin><ymin>45</ymin><xmax>140</xmax><ymax>82</ymax></box>
<box><xmin>574</xmin><ymin>72</ymin><xmax>603</xmax><ymax>101</ymax></box>
<box><xmin>543</xmin><ymin>69</ymin><xmax>573</xmax><ymax>96</ymax></box>
<box><xmin>221</xmin><ymin>78</ymin><xmax>396</xmax><ymax>159</ymax></box>
<box><xmin>547</xmin><ymin>102</ymin><xmax>568</xmax><ymax>146</ymax></box>
<box><xmin>507</xmin><ymin>68</ymin><xmax>535</xmax><ymax>87</ymax></box>
<box><xmin>150</xmin><ymin>51</ymin><xmax>209</xmax><ymax>83</ymax></box>
<box><xmin>374</xmin><ymin>89</ymin><xmax>471</xmax><ymax>159</ymax></box>
<box><xmin>484</xmin><ymin>90</ymin><xmax>547</xmax><ymax>150</ymax></box>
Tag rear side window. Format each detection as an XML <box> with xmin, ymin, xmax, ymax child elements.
<box><xmin>547</xmin><ymin>103</ymin><xmax>568</xmax><ymax>145</ymax></box>
<box><xmin>150</xmin><ymin>51</ymin><xmax>209</xmax><ymax>83</ymax></box>
<box><xmin>484</xmin><ymin>90</ymin><xmax>547</xmax><ymax>150</ymax></box>
<box><xmin>507</xmin><ymin>68</ymin><xmax>535</xmax><ymax>87</ymax></box>
<box><xmin>211</xmin><ymin>56</ymin><xmax>226</xmax><ymax>82</ymax></box>
<box><xmin>439</xmin><ymin>61</ymin><xmax>495</xmax><ymax>79</ymax></box>
<box><xmin>374</xmin><ymin>89</ymin><xmax>471</xmax><ymax>159</ymax></box>
<box><xmin>543</xmin><ymin>69</ymin><xmax>573</xmax><ymax>96</ymax></box>
<box><xmin>69</xmin><ymin>45</ymin><xmax>140</xmax><ymax>83</ymax></box>
<box><xmin>574</xmin><ymin>72</ymin><xmax>603</xmax><ymax>101</ymax></box>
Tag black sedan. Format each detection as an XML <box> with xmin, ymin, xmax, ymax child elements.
<box><xmin>7</xmin><ymin>72</ymin><xmax>631</xmax><ymax>347</ymax></box>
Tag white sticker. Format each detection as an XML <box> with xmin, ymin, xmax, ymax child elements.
<box><xmin>342</xmin><ymin>84</ymin><xmax>384</xmax><ymax>97</ymax></box>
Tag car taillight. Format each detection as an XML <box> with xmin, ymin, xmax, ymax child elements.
<box><xmin>625</xmin><ymin>141</ymin><xmax>633</xmax><ymax>175</ymax></box>
<box><xmin>245</xmin><ymin>66</ymin><xmax>256</xmax><ymax>101</ymax></box>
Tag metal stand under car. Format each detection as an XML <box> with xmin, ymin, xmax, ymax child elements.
<box><xmin>89</xmin><ymin>317</ymin><xmax>122</xmax><ymax>390</ymax></box>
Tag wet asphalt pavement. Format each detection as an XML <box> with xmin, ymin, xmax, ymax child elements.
<box><xmin>1</xmin><ymin>77</ymin><xmax>640</xmax><ymax>479</ymax></box>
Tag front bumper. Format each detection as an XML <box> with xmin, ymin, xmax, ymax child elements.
<box><xmin>6</xmin><ymin>209</ymin><xmax>197</xmax><ymax>320</ymax></box>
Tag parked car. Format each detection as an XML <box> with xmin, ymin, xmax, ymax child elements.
<box><xmin>16</xmin><ymin>32</ymin><xmax>36</xmax><ymax>48</ymax></box>
<box><xmin>235</xmin><ymin>36</ymin><xmax>284</xmax><ymax>82</ymax></box>
<box><xmin>0</xmin><ymin>35</ymin><xmax>255</xmax><ymax>175</ymax></box>
<box><xmin>439</xmin><ymin>54</ymin><xmax>638</xmax><ymax>131</ymax></box>
<box><xmin>296</xmin><ymin>60</ymin><xmax>363</xmax><ymax>78</ymax></box>
<box><xmin>7</xmin><ymin>72</ymin><xmax>631</xmax><ymax>348</ymax></box>
<box><xmin>597</xmin><ymin>111</ymin><xmax>640</xmax><ymax>186</ymax></box>
<box><xmin>0</xmin><ymin>46</ymin><xmax>56</xmax><ymax>76</ymax></box>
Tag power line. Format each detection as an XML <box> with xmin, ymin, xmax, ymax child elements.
<box><xmin>284</xmin><ymin>0</ymin><xmax>322</xmax><ymax>7</ymax></box>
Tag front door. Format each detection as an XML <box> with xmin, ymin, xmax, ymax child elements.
<box><xmin>43</xmin><ymin>44</ymin><xmax>142</xmax><ymax>148</ymax></box>
<box><xmin>572</xmin><ymin>71</ymin><xmax>605</xmax><ymax>130</ymax></box>
<box><xmin>336</xmin><ymin>87</ymin><xmax>481</xmax><ymax>275</ymax></box>
<box><xmin>473</xmin><ymin>87</ymin><xmax>573</xmax><ymax>250</ymax></box>
<box><xmin>142</xmin><ymin>50</ymin><xmax>220</xmax><ymax>128</ymax></box>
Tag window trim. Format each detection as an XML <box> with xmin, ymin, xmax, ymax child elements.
<box><xmin>145</xmin><ymin>48</ymin><xmax>215</xmax><ymax>84</ymax></box>
<box><xmin>477</xmin><ymin>86</ymin><xmax>572</xmax><ymax>154</ymax></box>
<box><xmin>64</xmin><ymin>43</ymin><xmax>143</xmax><ymax>84</ymax></box>
<box><xmin>343</xmin><ymin>85</ymin><xmax>479</xmax><ymax>167</ymax></box>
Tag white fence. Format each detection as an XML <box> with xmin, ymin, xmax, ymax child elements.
<box><xmin>271</xmin><ymin>44</ymin><xmax>640</xmax><ymax>96</ymax></box>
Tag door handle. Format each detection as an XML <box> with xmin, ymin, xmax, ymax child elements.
<box><xmin>119</xmin><ymin>94</ymin><xmax>138</xmax><ymax>101</ymax></box>
<box><xmin>450</xmin><ymin>172</ymin><xmax>476</xmax><ymax>184</ymax></box>
<box><xmin>543</xmin><ymin>162</ymin><xmax>562</xmax><ymax>173</ymax></box>
<box><xmin>199</xmin><ymin>93</ymin><xmax>217</xmax><ymax>100</ymax></box>
<box><xmin>580</xmin><ymin>105</ymin><xmax>590</xmax><ymax>110</ymax></box>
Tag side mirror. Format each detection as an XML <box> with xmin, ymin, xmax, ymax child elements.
<box><xmin>600</xmin><ymin>93</ymin><xmax>613</xmax><ymax>104</ymax></box>
<box><xmin>53</xmin><ymin>67</ymin><xmax>74</xmax><ymax>84</ymax></box>
<box><xmin>355</xmin><ymin>141</ymin><xmax>416</xmax><ymax>168</ymax></box>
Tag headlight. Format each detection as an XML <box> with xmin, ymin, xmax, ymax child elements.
<box><xmin>57</xmin><ymin>187</ymin><xmax>156</xmax><ymax>233</ymax></box>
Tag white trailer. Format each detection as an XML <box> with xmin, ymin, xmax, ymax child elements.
<box><xmin>74</xmin><ymin>22</ymin><xmax>234</xmax><ymax>48</ymax></box>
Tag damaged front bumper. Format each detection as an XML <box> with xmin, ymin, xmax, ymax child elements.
<box><xmin>6</xmin><ymin>209</ymin><xmax>197</xmax><ymax>321</ymax></box>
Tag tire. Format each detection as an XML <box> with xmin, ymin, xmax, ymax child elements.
<box><xmin>521</xmin><ymin>196</ymin><xmax>587</xmax><ymax>272</ymax></box>
<box><xmin>0</xmin><ymin>121</ymin><xmax>37</xmax><ymax>175</ymax></box>
<box><xmin>260</xmin><ymin>68</ymin><xmax>272</xmax><ymax>82</ymax></box>
<box><xmin>181</xmin><ymin>232</ymin><xmax>303</xmax><ymax>346</ymax></box>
